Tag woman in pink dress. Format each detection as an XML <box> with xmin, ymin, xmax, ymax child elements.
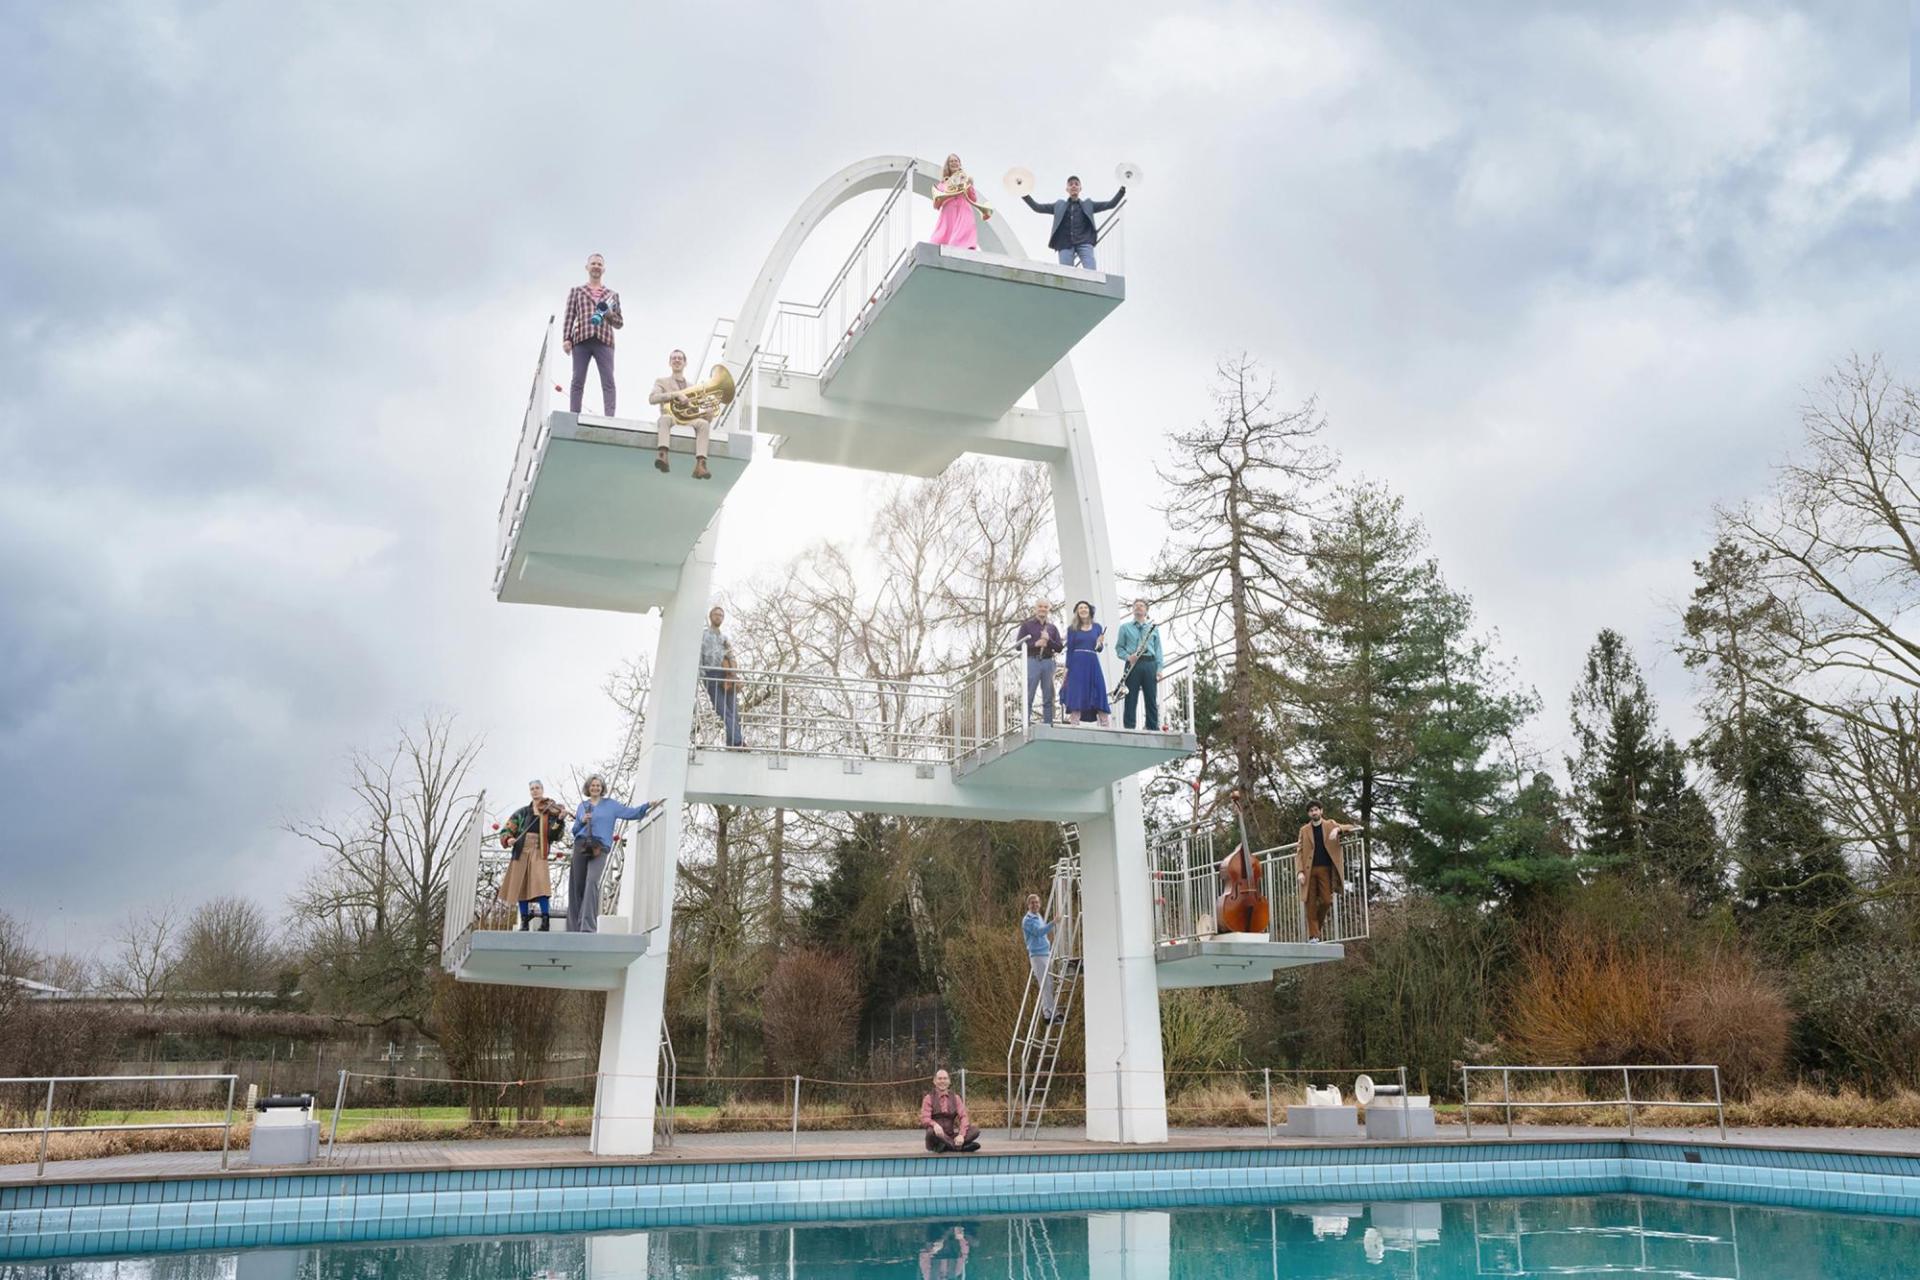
<box><xmin>928</xmin><ymin>152</ymin><xmax>992</xmax><ymax>250</ymax></box>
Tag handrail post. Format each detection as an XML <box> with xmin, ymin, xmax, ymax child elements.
<box><xmin>36</xmin><ymin>1078</ymin><xmax>55</xmax><ymax>1177</ymax></box>
<box><xmin>959</xmin><ymin>1068</ymin><xmax>967</xmax><ymax>1103</ymax></box>
<box><xmin>1502</xmin><ymin>1067</ymin><xmax>1513</xmax><ymax>1138</ymax></box>
<box><xmin>791</xmin><ymin>1075</ymin><xmax>801</xmax><ymax>1155</ymax></box>
<box><xmin>1622</xmin><ymin>1067</ymin><xmax>1636</xmax><ymax>1137</ymax></box>
<box><xmin>1712</xmin><ymin>1066</ymin><xmax>1726</xmax><ymax>1142</ymax></box>
<box><xmin>1398</xmin><ymin>1066</ymin><xmax>1410</xmax><ymax>1114</ymax></box>
<box><xmin>1263</xmin><ymin>1068</ymin><xmax>1273</xmax><ymax>1141</ymax></box>
<box><xmin>221</xmin><ymin>1076</ymin><xmax>236</xmax><ymax>1170</ymax></box>
<box><xmin>1461</xmin><ymin>1067</ymin><xmax>1474</xmax><ymax>1139</ymax></box>
<box><xmin>327</xmin><ymin>1069</ymin><xmax>347</xmax><ymax>1164</ymax></box>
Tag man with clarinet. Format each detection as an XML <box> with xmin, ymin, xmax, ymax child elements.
<box><xmin>1115</xmin><ymin>598</ymin><xmax>1162</xmax><ymax>730</ymax></box>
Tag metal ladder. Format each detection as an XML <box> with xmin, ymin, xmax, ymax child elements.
<box><xmin>1006</xmin><ymin>828</ymin><xmax>1083</xmax><ymax>1139</ymax></box>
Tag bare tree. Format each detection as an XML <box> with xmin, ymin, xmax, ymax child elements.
<box><xmin>103</xmin><ymin>903</ymin><xmax>180</xmax><ymax>1011</ymax></box>
<box><xmin>1145</xmin><ymin>355</ymin><xmax>1336</xmax><ymax>796</ymax></box>
<box><xmin>1712</xmin><ymin>355</ymin><xmax>1920</xmax><ymax>920</ymax></box>
<box><xmin>174</xmin><ymin>896</ymin><xmax>279</xmax><ymax>999</ymax></box>
<box><xmin>288</xmin><ymin>711</ymin><xmax>482</xmax><ymax>1029</ymax></box>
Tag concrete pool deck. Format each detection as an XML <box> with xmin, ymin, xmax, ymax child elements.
<box><xmin>6</xmin><ymin>1124</ymin><xmax>1919</xmax><ymax>1187</ymax></box>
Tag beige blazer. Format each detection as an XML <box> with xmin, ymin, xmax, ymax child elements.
<box><xmin>650</xmin><ymin>374</ymin><xmax>690</xmax><ymax>429</ymax></box>
<box><xmin>1296</xmin><ymin>822</ymin><xmax>1348</xmax><ymax>899</ymax></box>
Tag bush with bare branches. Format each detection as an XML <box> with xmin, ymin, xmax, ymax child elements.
<box><xmin>761</xmin><ymin>947</ymin><xmax>861</xmax><ymax>1079</ymax></box>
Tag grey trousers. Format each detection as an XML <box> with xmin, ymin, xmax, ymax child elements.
<box><xmin>1029</xmin><ymin>952</ymin><xmax>1057</xmax><ymax>1020</ymax></box>
<box><xmin>570</xmin><ymin>340</ymin><xmax>615</xmax><ymax>415</ymax></box>
<box><xmin>1026</xmin><ymin>657</ymin><xmax>1057</xmax><ymax>724</ymax></box>
<box><xmin>569</xmin><ymin>841</ymin><xmax>608</xmax><ymax>933</ymax></box>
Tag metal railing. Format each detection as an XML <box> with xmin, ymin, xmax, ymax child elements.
<box><xmin>1149</xmin><ymin>829</ymin><xmax>1370</xmax><ymax>947</ymax></box>
<box><xmin>439</xmin><ymin>790</ymin><xmax>489</xmax><ymax>968</ymax></box>
<box><xmin>1460</xmin><ymin>1064</ymin><xmax>1727</xmax><ymax>1140</ymax></box>
<box><xmin>761</xmin><ymin>170</ymin><xmax>918</xmax><ymax>378</ymax></box>
<box><xmin>949</xmin><ymin>647</ymin><xmax>1198</xmax><ymax>766</ymax></box>
<box><xmin>691</xmin><ymin>664</ymin><xmax>962</xmax><ymax>761</ymax></box>
<box><xmin>1</xmin><ymin>1074</ymin><xmax>238</xmax><ymax>1176</ymax></box>
<box><xmin>493</xmin><ymin>321</ymin><xmax>556</xmax><ymax>596</ymax></box>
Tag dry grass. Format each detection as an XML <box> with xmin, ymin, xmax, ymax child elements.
<box><xmin>342</xmin><ymin>1117</ymin><xmax>593</xmax><ymax>1144</ymax></box>
<box><xmin>1167</xmin><ymin>1081</ymin><xmax>1264</xmax><ymax>1128</ymax></box>
<box><xmin>0</xmin><ymin>1121</ymin><xmax>252</xmax><ymax>1165</ymax></box>
<box><xmin>1445</xmin><ymin>1083</ymin><xmax>1920</xmax><ymax>1128</ymax></box>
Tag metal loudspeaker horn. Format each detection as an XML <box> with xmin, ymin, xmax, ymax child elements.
<box><xmin>1114</xmin><ymin>160</ymin><xmax>1144</xmax><ymax>186</ymax></box>
<box><xmin>1003</xmin><ymin>166</ymin><xmax>1036</xmax><ymax>197</ymax></box>
<box><xmin>1353</xmin><ymin>1075</ymin><xmax>1405</xmax><ymax>1106</ymax></box>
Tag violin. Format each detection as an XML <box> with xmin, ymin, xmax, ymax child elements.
<box><xmin>1216</xmin><ymin>841</ymin><xmax>1270</xmax><ymax>935</ymax></box>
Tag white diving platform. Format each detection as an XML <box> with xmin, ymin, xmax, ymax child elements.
<box><xmin>684</xmin><ymin>748</ymin><xmax>1117</xmax><ymax>822</ymax></box>
<box><xmin>453</xmin><ymin>924</ymin><xmax>654</xmax><ymax>992</ymax></box>
<box><xmin>1153</xmin><ymin>938</ymin><xmax>1345</xmax><ymax>989</ymax></box>
<box><xmin>493</xmin><ymin>322</ymin><xmax>755</xmax><ymax>614</ymax></box>
<box><xmin>741</xmin><ymin>234</ymin><xmax>1125</xmax><ymax>476</ymax></box>
<box><xmin>955</xmin><ymin>723</ymin><xmax>1196</xmax><ymax>790</ymax></box>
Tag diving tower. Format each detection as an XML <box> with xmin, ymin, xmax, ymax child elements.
<box><xmin>456</xmin><ymin>154</ymin><xmax>1357</xmax><ymax>1158</ymax></box>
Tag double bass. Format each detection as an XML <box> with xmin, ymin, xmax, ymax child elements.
<box><xmin>1214</xmin><ymin>787</ymin><xmax>1271</xmax><ymax>934</ymax></box>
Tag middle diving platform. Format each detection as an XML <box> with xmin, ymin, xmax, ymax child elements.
<box><xmin>676</xmin><ymin>652</ymin><xmax>1198</xmax><ymax>821</ymax></box>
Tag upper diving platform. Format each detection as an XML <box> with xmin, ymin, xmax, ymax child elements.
<box><xmin>493</xmin><ymin>324</ymin><xmax>754</xmax><ymax>615</ymax></box>
<box><xmin>723</xmin><ymin>164</ymin><xmax>1127</xmax><ymax>477</ymax></box>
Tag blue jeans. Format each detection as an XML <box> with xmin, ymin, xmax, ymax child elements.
<box><xmin>703</xmin><ymin>671</ymin><xmax>743</xmax><ymax>746</ymax></box>
<box><xmin>1058</xmin><ymin>243</ymin><xmax>1097</xmax><ymax>270</ymax></box>
<box><xmin>1026</xmin><ymin>656</ymin><xmax>1057</xmax><ymax>724</ymax></box>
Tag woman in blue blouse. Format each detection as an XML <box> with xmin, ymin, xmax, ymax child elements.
<box><xmin>569</xmin><ymin>775</ymin><xmax>663</xmax><ymax>934</ymax></box>
<box><xmin>1060</xmin><ymin>600</ymin><xmax>1111</xmax><ymax>726</ymax></box>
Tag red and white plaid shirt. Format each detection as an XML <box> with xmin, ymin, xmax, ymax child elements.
<box><xmin>563</xmin><ymin>284</ymin><xmax>622</xmax><ymax>346</ymax></box>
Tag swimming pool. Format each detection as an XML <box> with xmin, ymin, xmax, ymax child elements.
<box><xmin>3</xmin><ymin>1140</ymin><xmax>1916</xmax><ymax>1271</ymax></box>
<box><xmin>2</xmin><ymin>1195</ymin><xmax>1917</xmax><ymax>1277</ymax></box>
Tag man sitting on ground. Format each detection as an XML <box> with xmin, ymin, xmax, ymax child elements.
<box><xmin>920</xmin><ymin>1069</ymin><xmax>980</xmax><ymax>1153</ymax></box>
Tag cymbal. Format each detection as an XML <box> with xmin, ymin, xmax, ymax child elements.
<box><xmin>1003</xmin><ymin>165</ymin><xmax>1036</xmax><ymax>196</ymax></box>
<box><xmin>1114</xmin><ymin>160</ymin><xmax>1144</xmax><ymax>185</ymax></box>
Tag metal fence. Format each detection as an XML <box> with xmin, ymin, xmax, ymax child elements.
<box><xmin>1460</xmin><ymin>1064</ymin><xmax>1727</xmax><ymax>1140</ymax></box>
<box><xmin>948</xmin><ymin>647</ymin><xmax>1198</xmax><ymax>763</ymax></box>
<box><xmin>1149</xmin><ymin>828</ymin><xmax>1370</xmax><ymax>947</ymax></box>
<box><xmin>0</xmin><ymin>1073</ymin><xmax>238</xmax><ymax>1176</ymax></box>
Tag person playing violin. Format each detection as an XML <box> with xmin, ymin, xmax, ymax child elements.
<box><xmin>1297</xmin><ymin>801</ymin><xmax>1358</xmax><ymax>943</ymax></box>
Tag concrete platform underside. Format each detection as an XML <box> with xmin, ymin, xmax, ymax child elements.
<box><xmin>452</xmin><ymin>927</ymin><xmax>652</xmax><ymax>991</ymax></box>
<box><xmin>819</xmin><ymin>242</ymin><xmax>1124</xmax><ymax>422</ymax></box>
<box><xmin>495</xmin><ymin>413</ymin><xmax>752</xmax><ymax>614</ymax></box>
<box><xmin>683</xmin><ymin>748</ymin><xmax>1115</xmax><ymax>820</ymax></box>
<box><xmin>8</xmin><ymin>1126</ymin><xmax>1913</xmax><ymax>1187</ymax></box>
<box><xmin>955</xmin><ymin>724</ymin><xmax>1199</xmax><ymax>790</ymax></box>
<box><xmin>1152</xmin><ymin>939</ymin><xmax>1345</xmax><ymax>989</ymax></box>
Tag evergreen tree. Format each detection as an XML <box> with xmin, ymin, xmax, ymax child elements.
<box><xmin>1679</xmin><ymin>542</ymin><xmax>1857</xmax><ymax>947</ymax></box>
<box><xmin>1568</xmin><ymin>629</ymin><xmax>1726</xmax><ymax>904</ymax></box>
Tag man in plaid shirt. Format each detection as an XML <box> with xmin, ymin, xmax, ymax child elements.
<box><xmin>562</xmin><ymin>253</ymin><xmax>623</xmax><ymax>415</ymax></box>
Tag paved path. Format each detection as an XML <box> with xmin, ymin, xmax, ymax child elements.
<box><xmin>4</xmin><ymin>1123</ymin><xmax>1917</xmax><ymax>1188</ymax></box>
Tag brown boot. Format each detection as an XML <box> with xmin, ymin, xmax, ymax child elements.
<box><xmin>693</xmin><ymin>457</ymin><xmax>711</xmax><ymax>480</ymax></box>
<box><xmin>655</xmin><ymin>449</ymin><xmax>670</xmax><ymax>473</ymax></box>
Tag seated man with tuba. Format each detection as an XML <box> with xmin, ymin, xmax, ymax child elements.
<box><xmin>649</xmin><ymin>348</ymin><xmax>732</xmax><ymax>480</ymax></box>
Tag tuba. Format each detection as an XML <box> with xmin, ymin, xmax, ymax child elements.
<box><xmin>669</xmin><ymin>364</ymin><xmax>735</xmax><ymax>424</ymax></box>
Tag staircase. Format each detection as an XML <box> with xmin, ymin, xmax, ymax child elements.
<box><xmin>1005</xmin><ymin>829</ymin><xmax>1083</xmax><ymax>1139</ymax></box>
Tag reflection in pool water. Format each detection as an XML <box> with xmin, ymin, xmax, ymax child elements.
<box><xmin>7</xmin><ymin>1195</ymin><xmax>1918</xmax><ymax>1278</ymax></box>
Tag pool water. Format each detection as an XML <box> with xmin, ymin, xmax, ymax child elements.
<box><xmin>6</xmin><ymin>1195</ymin><xmax>1917</xmax><ymax>1278</ymax></box>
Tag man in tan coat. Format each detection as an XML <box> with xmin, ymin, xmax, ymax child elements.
<box><xmin>648</xmin><ymin>349</ymin><xmax>712</xmax><ymax>479</ymax></box>
<box><xmin>1296</xmin><ymin>801</ymin><xmax>1359</xmax><ymax>943</ymax></box>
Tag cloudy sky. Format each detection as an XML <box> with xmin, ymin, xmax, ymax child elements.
<box><xmin>2</xmin><ymin>1</ymin><xmax>1915</xmax><ymax>959</ymax></box>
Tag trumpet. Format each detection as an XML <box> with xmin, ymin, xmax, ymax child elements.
<box><xmin>669</xmin><ymin>364</ymin><xmax>735</xmax><ymax>424</ymax></box>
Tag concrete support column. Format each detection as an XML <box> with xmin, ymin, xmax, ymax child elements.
<box><xmin>1086</xmin><ymin>1211</ymin><xmax>1171</xmax><ymax>1280</ymax></box>
<box><xmin>1078</xmin><ymin>795</ymin><xmax>1169</xmax><ymax>1144</ymax></box>
<box><xmin>592</xmin><ymin>522</ymin><xmax>719</xmax><ymax>1155</ymax></box>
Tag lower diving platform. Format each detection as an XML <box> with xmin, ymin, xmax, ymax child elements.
<box><xmin>1154</xmin><ymin>938</ymin><xmax>1345</xmax><ymax>989</ymax></box>
<box><xmin>454</xmin><ymin>924</ymin><xmax>654</xmax><ymax>991</ymax></box>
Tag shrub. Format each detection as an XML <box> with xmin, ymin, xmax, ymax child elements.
<box><xmin>1505</xmin><ymin>921</ymin><xmax>1678</xmax><ymax>1066</ymax></box>
<box><xmin>761</xmin><ymin>947</ymin><xmax>861</xmax><ymax>1078</ymax></box>
<box><xmin>1668</xmin><ymin>952</ymin><xmax>1790</xmax><ymax>1097</ymax></box>
<box><xmin>1791</xmin><ymin>940</ymin><xmax>1920</xmax><ymax>1092</ymax></box>
<box><xmin>1158</xmin><ymin>989</ymin><xmax>1248</xmax><ymax>1076</ymax></box>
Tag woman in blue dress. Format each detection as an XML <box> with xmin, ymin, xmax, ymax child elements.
<box><xmin>1061</xmin><ymin>600</ymin><xmax>1112</xmax><ymax>726</ymax></box>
